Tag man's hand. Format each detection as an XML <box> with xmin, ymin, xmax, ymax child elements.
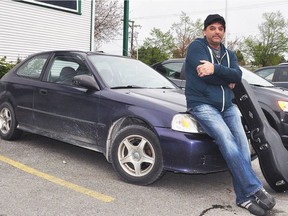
<box><xmin>196</xmin><ymin>60</ymin><xmax>214</xmax><ymax>77</ymax></box>
<box><xmin>229</xmin><ymin>83</ymin><xmax>235</xmax><ymax>89</ymax></box>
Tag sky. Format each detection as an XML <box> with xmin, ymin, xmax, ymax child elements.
<box><xmin>99</xmin><ymin>0</ymin><xmax>288</xmax><ymax>55</ymax></box>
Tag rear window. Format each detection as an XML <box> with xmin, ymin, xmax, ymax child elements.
<box><xmin>16</xmin><ymin>54</ymin><xmax>49</xmax><ymax>79</ymax></box>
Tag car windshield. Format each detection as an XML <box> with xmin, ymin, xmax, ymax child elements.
<box><xmin>88</xmin><ymin>55</ymin><xmax>176</xmax><ymax>89</ymax></box>
<box><xmin>240</xmin><ymin>66</ymin><xmax>274</xmax><ymax>87</ymax></box>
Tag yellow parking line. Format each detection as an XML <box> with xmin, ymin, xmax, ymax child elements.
<box><xmin>0</xmin><ymin>154</ymin><xmax>115</xmax><ymax>203</ymax></box>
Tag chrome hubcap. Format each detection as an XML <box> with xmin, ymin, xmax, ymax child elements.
<box><xmin>0</xmin><ymin>108</ymin><xmax>11</xmax><ymax>134</ymax></box>
<box><xmin>118</xmin><ymin>135</ymin><xmax>155</xmax><ymax>177</ymax></box>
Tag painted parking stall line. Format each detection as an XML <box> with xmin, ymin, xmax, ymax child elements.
<box><xmin>0</xmin><ymin>154</ymin><xmax>115</xmax><ymax>203</ymax></box>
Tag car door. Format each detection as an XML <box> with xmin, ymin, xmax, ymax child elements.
<box><xmin>273</xmin><ymin>67</ymin><xmax>288</xmax><ymax>88</ymax></box>
<box><xmin>9</xmin><ymin>53</ymin><xmax>50</xmax><ymax>127</ymax></box>
<box><xmin>33</xmin><ymin>53</ymin><xmax>103</xmax><ymax>150</ymax></box>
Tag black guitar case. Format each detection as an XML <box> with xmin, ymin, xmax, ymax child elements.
<box><xmin>233</xmin><ymin>79</ymin><xmax>288</xmax><ymax>192</ymax></box>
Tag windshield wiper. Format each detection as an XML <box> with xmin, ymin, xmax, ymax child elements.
<box><xmin>111</xmin><ymin>85</ymin><xmax>174</xmax><ymax>89</ymax></box>
<box><xmin>250</xmin><ymin>84</ymin><xmax>273</xmax><ymax>88</ymax></box>
<box><xmin>155</xmin><ymin>86</ymin><xmax>174</xmax><ymax>89</ymax></box>
<box><xmin>110</xmin><ymin>85</ymin><xmax>145</xmax><ymax>89</ymax></box>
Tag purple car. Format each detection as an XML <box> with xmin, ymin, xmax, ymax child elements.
<box><xmin>0</xmin><ymin>51</ymin><xmax>226</xmax><ymax>185</ymax></box>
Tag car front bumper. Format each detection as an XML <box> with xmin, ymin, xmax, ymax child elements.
<box><xmin>156</xmin><ymin>127</ymin><xmax>228</xmax><ymax>174</ymax></box>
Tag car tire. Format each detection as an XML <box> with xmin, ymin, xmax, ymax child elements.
<box><xmin>0</xmin><ymin>102</ymin><xmax>22</xmax><ymax>140</ymax></box>
<box><xmin>111</xmin><ymin>124</ymin><xmax>164</xmax><ymax>185</ymax></box>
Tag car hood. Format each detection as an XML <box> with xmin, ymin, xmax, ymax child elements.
<box><xmin>102</xmin><ymin>88</ymin><xmax>187</xmax><ymax>113</ymax></box>
<box><xmin>127</xmin><ymin>88</ymin><xmax>185</xmax><ymax>109</ymax></box>
<box><xmin>250</xmin><ymin>85</ymin><xmax>288</xmax><ymax>111</ymax></box>
<box><xmin>251</xmin><ymin>85</ymin><xmax>288</xmax><ymax>98</ymax></box>
<box><xmin>99</xmin><ymin>88</ymin><xmax>188</xmax><ymax>128</ymax></box>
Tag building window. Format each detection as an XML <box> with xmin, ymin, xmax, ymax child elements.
<box><xmin>18</xmin><ymin>0</ymin><xmax>81</xmax><ymax>14</ymax></box>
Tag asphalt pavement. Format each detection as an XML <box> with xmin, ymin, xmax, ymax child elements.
<box><xmin>1</xmin><ymin>133</ymin><xmax>288</xmax><ymax>216</ymax></box>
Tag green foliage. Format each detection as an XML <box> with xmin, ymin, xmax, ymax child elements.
<box><xmin>235</xmin><ymin>50</ymin><xmax>246</xmax><ymax>66</ymax></box>
<box><xmin>0</xmin><ymin>57</ymin><xmax>19</xmax><ymax>78</ymax></box>
<box><xmin>143</xmin><ymin>28</ymin><xmax>176</xmax><ymax>58</ymax></box>
<box><xmin>242</xmin><ymin>11</ymin><xmax>288</xmax><ymax>66</ymax></box>
<box><xmin>137</xmin><ymin>47</ymin><xmax>169</xmax><ymax>65</ymax></box>
<box><xmin>244</xmin><ymin>37</ymin><xmax>285</xmax><ymax>66</ymax></box>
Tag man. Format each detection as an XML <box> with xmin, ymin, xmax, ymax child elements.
<box><xmin>184</xmin><ymin>14</ymin><xmax>276</xmax><ymax>216</ymax></box>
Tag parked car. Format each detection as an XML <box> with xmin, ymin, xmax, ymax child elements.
<box><xmin>151</xmin><ymin>58</ymin><xmax>186</xmax><ymax>88</ymax></box>
<box><xmin>152</xmin><ymin>59</ymin><xmax>288</xmax><ymax>149</ymax></box>
<box><xmin>254</xmin><ymin>63</ymin><xmax>288</xmax><ymax>88</ymax></box>
<box><xmin>0</xmin><ymin>50</ymin><xmax>229</xmax><ymax>186</ymax></box>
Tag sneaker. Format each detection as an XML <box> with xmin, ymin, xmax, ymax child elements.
<box><xmin>239</xmin><ymin>200</ymin><xmax>267</xmax><ymax>216</ymax></box>
<box><xmin>254</xmin><ymin>188</ymin><xmax>276</xmax><ymax>210</ymax></box>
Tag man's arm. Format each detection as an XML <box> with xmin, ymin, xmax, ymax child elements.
<box><xmin>187</xmin><ymin>41</ymin><xmax>241</xmax><ymax>86</ymax></box>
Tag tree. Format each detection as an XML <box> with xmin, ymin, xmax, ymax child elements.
<box><xmin>171</xmin><ymin>12</ymin><xmax>203</xmax><ymax>58</ymax></box>
<box><xmin>142</xmin><ymin>28</ymin><xmax>175</xmax><ymax>58</ymax></box>
<box><xmin>227</xmin><ymin>37</ymin><xmax>246</xmax><ymax>65</ymax></box>
<box><xmin>242</xmin><ymin>11</ymin><xmax>288</xmax><ymax>66</ymax></box>
<box><xmin>235</xmin><ymin>50</ymin><xmax>245</xmax><ymax>66</ymax></box>
<box><xmin>137</xmin><ymin>28</ymin><xmax>175</xmax><ymax>64</ymax></box>
<box><xmin>94</xmin><ymin>0</ymin><xmax>122</xmax><ymax>50</ymax></box>
<box><xmin>137</xmin><ymin>47</ymin><xmax>169</xmax><ymax>65</ymax></box>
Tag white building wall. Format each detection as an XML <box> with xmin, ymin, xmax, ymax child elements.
<box><xmin>0</xmin><ymin>0</ymin><xmax>93</xmax><ymax>62</ymax></box>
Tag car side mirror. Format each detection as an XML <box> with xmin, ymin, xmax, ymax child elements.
<box><xmin>72</xmin><ymin>75</ymin><xmax>100</xmax><ymax>90</ymax></box>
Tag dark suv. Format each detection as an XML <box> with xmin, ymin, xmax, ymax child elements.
<box><xmin>152</xmin><ymin>59</ymin><xmax>288</xmax><ymax>148</ymax></box>
<box><xmin>254</xmin><ymin>63</ymin><xmax>288</xmax><ymax>88</ymax></box>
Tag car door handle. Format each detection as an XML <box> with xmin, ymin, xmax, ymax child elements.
<box><xmin>39</xmin><ymin>89</ymin><xmax>47</xmax><ymax>95</ymax></box>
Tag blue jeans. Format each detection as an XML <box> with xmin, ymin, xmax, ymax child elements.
<box><xmin>189</xmin><ymin>104</ymin><xmax>262</xmax><ymax>204</ymax></box>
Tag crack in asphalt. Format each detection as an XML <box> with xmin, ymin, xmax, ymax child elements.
<box><xmin>199</xmin><ymin>204</ymin><xmax>287</xmax><ymax>216</ymax></box>
<box><xmin>199</xmin><ymin>204</ymin><xmax>233</xmax><ymax>216</ymax></box>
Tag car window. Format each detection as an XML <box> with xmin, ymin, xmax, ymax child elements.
<box><xmin>241</xmin><ymin>67</ymin><xmax>274</xmax><ymax>87</ymax></box>
<box><xmin>46</xmin><ymin>55</ymin><xmax>90</xmax><ymax>85</ymax></box>
<box><xmin>161</xmin><ymin>62</ymin><xmax>182</xmax><ymax>79</ymax></box>
<box><xmin>16</xmin><ymin>54</ymin><xmax>49</xmax><ymax>79</ymax></box>
<box><xmin>255</xmin><ymin>68</ymin><xmax>275</xmax><ymax>82</ymax></box>
<box><xmin>277</xmin><ymin>68</ymin><xmax>288</xmax><ymax>82</ymax></box>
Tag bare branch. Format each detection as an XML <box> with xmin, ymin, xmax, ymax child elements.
<box><xmin>94</xmin><ymin>0</ymin><xmax>123</xmax><ymax>49</ymax></box>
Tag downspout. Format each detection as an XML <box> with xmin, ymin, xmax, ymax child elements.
<box><xmin>90</xmin><ymin>0</ymin><xmax>95</xmax><ymax>51</ymax></box>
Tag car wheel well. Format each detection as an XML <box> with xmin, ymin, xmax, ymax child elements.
<box><xmin>105</xmin><ymin>117</ymin><xmax>156</xmax><ymax>162</ymax></box>
<box><xmin>263</xmin><ymin>109</ymin><xmax>278</xmax><ymax>131</ymax></box>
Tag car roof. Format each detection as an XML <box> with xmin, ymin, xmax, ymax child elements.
<box><xmin>152</xmin><ymin>58</ymin><xmax>185</xmax><ymax>67</ymax></box>
<box><xmin>161</xmin><ymin>58</ymin><xmax>185</xmax><ymax>64</ymax></box>
<box><xmin>255</xmin><ymin>64</ymin><xmax>288</xmax><ymax>71</ymax></box>
<box><xmin>22</xmin><ymin>50</ymin><xmax>132</xmax><ymax>62</ymax></box>
<box><xmin>30</xmin><ymin>50</ymin><xmax>125</xmax><ymax>56</ymax></box>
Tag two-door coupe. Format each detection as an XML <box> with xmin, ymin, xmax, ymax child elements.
<box><xmin>0</xmin><ymin>51</ymin><xmax>227</xmax><ymax>185</ymax></box>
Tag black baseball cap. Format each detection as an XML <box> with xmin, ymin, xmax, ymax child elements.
<box><xmin>204</xmin><ymin>14</ymin><xmax>226</xmax><ymax>31</ymax></box>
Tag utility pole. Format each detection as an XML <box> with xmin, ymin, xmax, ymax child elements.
<box><xmin>130</xmin><ymin>20</ymin><xmax>135</xmax><ymax>55</ymax></box>
<box><xmin>123</xmin><ymin>0</ymin><xmax>129</xmax><ymax>56</ymax></box>
<box><xmin>129</xmin><ymin>20</ymin><xmax>141</xmax><ymax>57</ymax></box>
<box><xmin>225</xmin><ymin>0</ymin><xmax>228</xmax><ymax>47</ymax></box>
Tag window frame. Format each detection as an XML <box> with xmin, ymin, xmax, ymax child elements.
<box><xmin>44</xmin><ymin>53</ymin><xmax>91</xmax><ymax>85</ymax></box>
<box><xmin>16</xmin><ymin>54</ymin><xmax>50</xmax><ymax>80</ymax></box>
<box><xmin>255</xmin><ymin>68</ymin><xmax>275</xmax><ymax>82</ymax></box>
<box><xmin>17</xmin><ymin>0</ymin><xmax>81</xmax><ymax>14</ymax></box>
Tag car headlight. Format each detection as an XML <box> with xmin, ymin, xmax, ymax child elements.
<box><xmin>171</xmin><ymin>113</ymin><xmax>204</xmax><ymax>133</ymax></box>
<box><xmin>278</xmin><ymin>101</ymin><xmax>288</xmax><ymax>112</ymax></box>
